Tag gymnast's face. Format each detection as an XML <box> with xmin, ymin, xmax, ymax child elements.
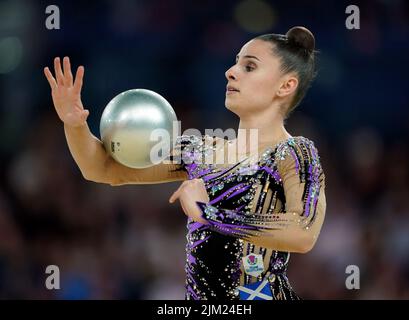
<box><xmin>224</xmin><ymin>39</ymin><xmax>286</xmax><ymax>116</ymax></box>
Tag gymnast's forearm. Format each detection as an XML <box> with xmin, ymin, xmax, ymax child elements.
<box><xmin>64</xmin><ymin>122</ymin><xmax>112</xmax><ymax>183</ymax></box>
<box><xmin>196</xmin><ymin>201</ymin><xmax>322</xmax><ymax>253</ymax></box>
<box><xmin>247</xmin><ymin>226</ymin><xmax>317</xmax><ymax>253</ymax></box>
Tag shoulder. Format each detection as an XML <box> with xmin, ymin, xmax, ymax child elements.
<box><xmin>275</xmin><ymin>136</ymin><xmax>324</xmax><ymax>178</ymax></box>
<box><xmin>276</xmin><ymin>136</ymin><xmax>320</xmax><ymax>160</ymax></box>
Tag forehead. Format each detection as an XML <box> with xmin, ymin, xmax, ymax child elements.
<box><xmin>237</xmin><ymin>39</ymin><xmax>275</xmax><ymax>61</ymax></box>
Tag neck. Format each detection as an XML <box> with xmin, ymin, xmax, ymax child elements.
<box><xmin>233</xmin><ymin>108</ymin><xmax>291</xmax><ymax>156</ymax></box>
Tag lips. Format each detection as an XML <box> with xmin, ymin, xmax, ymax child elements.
<box><xmin>226</xmin><ymin>85</ymin><xmax>239</xmax><ymax>93</ymax></box>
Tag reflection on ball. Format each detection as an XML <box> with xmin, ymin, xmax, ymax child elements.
<box><xmin>100</xmin><ymin>89</ymin><xmax>177</xmax><ymax>169</ymax></box>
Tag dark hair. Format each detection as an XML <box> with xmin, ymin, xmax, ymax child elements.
<box><xmin>255</xmin><ymin>26</ymin><xmax>317</xmax><ymax>118</ymax></box>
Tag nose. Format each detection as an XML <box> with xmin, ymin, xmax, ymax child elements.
<box><xmin>225</xmin><ymin>65</ymin><xmax>237</xmax><ymax>81</ymax></box>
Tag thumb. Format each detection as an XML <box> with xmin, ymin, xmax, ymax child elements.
<box><xmin>82</xmin><ymin>109</ymin><xmax>89</xmax><ymax>121</ymax></box>
<box><xmin>169</xmin><ymin>183</ymin><xmax>185</xmax><ymax>203</ymax></box>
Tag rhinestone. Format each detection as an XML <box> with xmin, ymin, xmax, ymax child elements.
<box><xmin>268</xmin><ymin>274</ymin><xmax>276</xmax><ymax>283</ymax></box>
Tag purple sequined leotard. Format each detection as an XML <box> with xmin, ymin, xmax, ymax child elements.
<box><xmin>171</xmin><ymin>134</ymin><xmax>326</xmax><ymax>300</ymax></box>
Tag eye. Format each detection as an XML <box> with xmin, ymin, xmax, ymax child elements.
<box><xmin>245</xmin><ymin>65</ymin><xmax>255</xmax><ymax>72</ymax></box>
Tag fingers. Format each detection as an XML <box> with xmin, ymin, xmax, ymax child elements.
<box><xmin>54</xmin><ymin>57</ymin><xmax>64</xmax><ymax>86</ymax></box>
<box><xmin>170</xmin><ymin>187</ymin><xmax>189</xmax><ymax>216</ymax></box>
<box><xmin>63</xmin><ymin>56</ymin><xmax>73</xmax><ymax>87</ymax></box>
<box><xmin>169</xmin><ymin>179</ymin><xmax>204</xmax><ymax>203</ymax></box>
<box><xmin>81</xmin><ymin>109</ymin><xmax>89</xmax><ymax>122</ymax></box>
<box><xmin>169</xmin><ymin>189</ymin><xmax>181</xmax><ymax>203</ymax></box>
<box><xmin>43</xmin><ymin>67</ymin><xmax>57</xmax><ymax>91</ymax></box>
<box><xmin>169</xmin><ymin>183</ymin><xmax>185</xmax><ymax>203</ymax></box>
<box><xmin>73</xmin><ymin>66</ymin><xmax>84</xmax><ymax>94</ymax></box>
<box><xmin>82</xmin><ymin>110</ymin><xmax>89</xmax><ymax>122</ymax></box>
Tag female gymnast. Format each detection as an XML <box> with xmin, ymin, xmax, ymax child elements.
<box><xmin>44</xmin><ymin>26</ymin><xmax>326</xmax><ymax>300</ymax></box>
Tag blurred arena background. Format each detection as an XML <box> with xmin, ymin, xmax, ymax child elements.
<box><xmin>0</xmin><ymin>0</ymin><xmax>408</xmax><ymax>299</ymax></box>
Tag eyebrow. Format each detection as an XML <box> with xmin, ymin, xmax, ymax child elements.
<box><xmin>236</xmin><ymin>55</ymin><xmax>261</xmax><ymax>62</ymax></box>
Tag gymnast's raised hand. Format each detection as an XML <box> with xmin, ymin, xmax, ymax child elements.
<box><xmin>44</xmin><ymin>57</ymin><xmax>89</xmax><ymax>127</ymax></box>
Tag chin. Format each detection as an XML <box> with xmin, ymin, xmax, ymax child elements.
<box><xmin>226</xmin><ymin>98</ymin><xmax>248</xmax><ymax>117</ymax></box>
<box><xmin>225</xmin><ymin>98</ymin><xmax>238</xmax><ymax>111</ymax></box>
<box><xmin>225</xmin><ymin>101</ymin><xmax>237</xmax><ymax>114</ymax></box>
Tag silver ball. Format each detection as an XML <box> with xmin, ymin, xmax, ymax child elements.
<box><xmin>100</xmin><ymin>89</ymin><xmax>177</xmax><ymax>168</ymax></box>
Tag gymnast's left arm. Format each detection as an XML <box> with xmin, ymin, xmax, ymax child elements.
<box><xmin>195</xmin><ymin>141</ymin><xmax>327</xmax><ymax>253</ymax></box>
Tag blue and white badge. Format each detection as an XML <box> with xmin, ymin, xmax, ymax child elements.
<box><xmin>238</xmin><ymin>279</ymin><xmax>273</xmax><ymax>300</ymax></box>
<box><xmin>242</xmin><ymin>253</ymin><xmax>264</xmax><ymax>277</ymax></box>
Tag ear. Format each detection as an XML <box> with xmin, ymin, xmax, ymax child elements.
<box><xmin>276</xmin><ymin>74</ymin><xmax>298</xmax><ymax>98</ymax></box>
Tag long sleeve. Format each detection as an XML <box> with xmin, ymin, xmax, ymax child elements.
<box><xmin>195</xmin><ymin>137</ymin><xmax>326</xmax><ymax>253</ymax></box>
<box><xmin>168</xmin><ymin>134</ymin><xmax>203</xmax><ymax>170</ymax></box>
<box><xmin>108</xmin><ymin>134</ymin><xmax>208</xmax><ymax>185</ymax></box>
<box><xmin>168</xmin><ymin>134</ymin><xmax>225</xmax><ymax>179</ymax></box>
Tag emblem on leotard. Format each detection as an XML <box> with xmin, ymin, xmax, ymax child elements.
<box><xmin>242</xmin><ymin>253</ymin><xmax>264</xmax><ymax>277</ymax></box>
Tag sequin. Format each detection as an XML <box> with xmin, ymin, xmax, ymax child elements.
<box><xmin>177</xmin><ymin>134</ymin><xmax>325</xmax><ymax>300</ymax></box>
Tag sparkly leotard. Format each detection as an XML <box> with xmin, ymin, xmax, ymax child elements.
<box><xmin>170</xmin><ymin>134</ymin><xmax>326</xmax><ymax>300</ymax></box>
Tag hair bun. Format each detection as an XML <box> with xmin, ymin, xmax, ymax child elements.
<box><xmin>286</xmin><ymin>26</ymin><xmax>315</xmax><ymax>54</ymax></box>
